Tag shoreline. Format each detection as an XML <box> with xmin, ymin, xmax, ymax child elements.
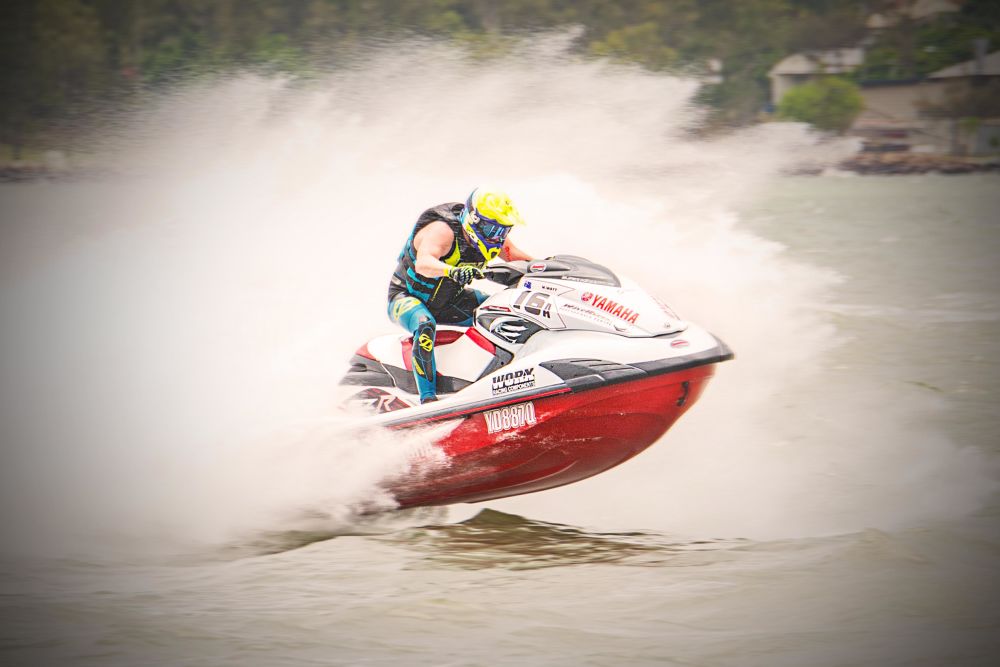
<box><xmin>2</xmin><ymin>153</ymin><xmax>998</xmax><ymax>182</ymax></box>
<box><xmin>833</xmin><ymin>152</ymin><xmax>1000</xmax><ymax>175</ymax></box>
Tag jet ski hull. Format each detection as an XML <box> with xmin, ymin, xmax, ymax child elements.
<box><xmin>384</xmin><ymin>363</ymin><xmax>719</xmax><ymax>508</ymax></box>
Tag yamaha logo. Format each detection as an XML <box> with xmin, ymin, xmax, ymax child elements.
<box><xmin>586</xmin><ymin>294</ymin><xmax>639</xmax><ymax>324</ymax></box>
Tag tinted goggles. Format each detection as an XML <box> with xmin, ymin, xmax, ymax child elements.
<box><xmin>474</xmin><ymin>218</ymin><xmax>510</xmax><ymax>244</ymax></box>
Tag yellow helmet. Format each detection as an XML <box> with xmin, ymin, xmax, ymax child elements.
<box><xmin>460</xmin><ymin>187</ymin><xmax>525</xmax><ymax>261</ymax></box>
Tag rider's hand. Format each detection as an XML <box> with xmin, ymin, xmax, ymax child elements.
<box><xmin>445</xmin><ymin>265</ymin><xmax>484</xmax><ymax>286</ymax></box>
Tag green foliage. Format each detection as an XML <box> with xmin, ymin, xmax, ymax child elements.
<box><xmin>856</xmin><ymin>0</ymin><xmax>1000</xmax><ymax>81</ymax></box>
<box><xmin>0</xmin><ymin>0</ymin><xmax>993</xmax><ymax>152</ymax></box>
<box><xmin>589</xmin><ymin>22</ymin><xmax>678</xmax><ymax>70</ymax></box>
<box><xmin>250</xmin><ymin>34</ymin><xmax>308</xmax><ymax>72</ymax></box>
<box><xmin>33</xmin><ymin>0</ymin><xmax>108</xmax><ymax>106</ymax></box>
<box><xmin>777</xmin><ymin>76</ymin><xmax>863</xmax><ymax>133</ymax></box>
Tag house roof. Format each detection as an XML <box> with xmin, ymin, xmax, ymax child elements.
<box><xmin>769</xmin><ymin>49</ymin><xmax>865</xmax><ymax>76</ymax></box>
<box><xmin>929</xmin><ymin>51</ymin><xmax>1000</xmax><ymax>78</ymax></box>
<box><xmin>909</xmin><ymin>0</ymin><xmax>962</xmax><ymax>20</ymax></box>
<box><xmin>865</xmin><ymin>0</ymin><xmax>961</xmax><ymax>27</ymax></box>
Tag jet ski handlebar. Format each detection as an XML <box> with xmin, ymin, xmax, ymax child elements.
<box><xmin>482</xmin><ymin>261</ymin><xmax>528</xmax><ymax>287</ymax></box>
<box><xmin>483</xmin><ymin>256</ymin><xmax>621</xmax><ymax>288</ymax></box>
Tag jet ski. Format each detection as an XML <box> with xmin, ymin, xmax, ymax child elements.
<box><xmin>342</xmin><ymin>255</ymin><xmax>733</xmax><ymax>509</ymax></box>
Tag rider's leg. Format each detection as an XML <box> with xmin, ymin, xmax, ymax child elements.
<box><xmin>410</xmin><ymin>315</ymin><xmax>438</xmax><ymax>403</ymax></box>
<box><xmin>434</xmin><ymin>289</ymin><xmax>488</xmax><ymax>326</ymax></box>
<box><xmin>388</xmin><ymin>295</ymin><xmax>439</xmax><ymax>403</ymax></box>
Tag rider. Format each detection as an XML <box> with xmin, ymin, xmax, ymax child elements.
<box><xmin>388</xmin><ymin>186</ymin><xmax>532</xmax><ymax>404</ymax></box>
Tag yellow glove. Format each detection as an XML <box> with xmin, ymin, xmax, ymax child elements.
<box><xmin>445</xmin><ymin>265</ymin><xmax>484</xmax><ymax>286</ymax></box>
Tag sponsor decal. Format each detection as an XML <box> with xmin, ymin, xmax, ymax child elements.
<box><xmin>523</xmin><ymin>280</ymin><xmax>532</xmax><ymax>289</ymax></box>
<box><xmin>492</xmin><ymin>367</ymin><xmax>535</xmax><ymax>395</ymax></box>
<box><xmin>529</xmin><ymin>262</ymin><xmax>547</xmax><ymax>273</ymax></box>
<box><xmin>581</xmin><ymin>291</ymin><xmax>593</xmax><ymax>303</ymax></box>
<box><xmin>484</xmin><ymin>402</ymin><xmax>537</xmax><ymax>434</ymax></box>
<box><xmin>587</xmin><ymin>294</ymin><xmax>639</xmax><ymax>324</ymax></box>
<box><xmin>671</xmin><ymin>339</ymin><xmax>690</xmax><ymax>348</ymax></box>
<box><xmin>417</xmin><ymin>332</ymin><xmax>434</xmax><ymax>351</ymax></box>
<box><xmin>560</xmin><ymin>302</ymin><xmax>613</xmax><ymax>325</ymax></box>
<box><xmin>353</xmin><ymin>388</ymin><xmax>412</xmax><ymax>414</ymax></box>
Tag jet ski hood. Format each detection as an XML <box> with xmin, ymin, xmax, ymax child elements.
<box><xmin>476</xmin><ymin>256</ymin><xmax>688</xmax><ymax>344</ymax></box>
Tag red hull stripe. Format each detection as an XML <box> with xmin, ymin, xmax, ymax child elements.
<box><xmin>465</xmin><ymin>327</ymin><xmax>496</xmax><ymax>354</ymax></box>
<box><xmin>401</xmin><ymin>341</ymin><xmax>412</xmax><ymax>371</ymax></box>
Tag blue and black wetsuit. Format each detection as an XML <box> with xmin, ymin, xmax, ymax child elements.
<box><xmin>387</xmin><ymin>203</ymin><xmax>487</xmax><ymax>402</ymax></box>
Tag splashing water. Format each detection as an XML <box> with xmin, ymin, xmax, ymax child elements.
<box><xmin>0</xmin><ymin>42</ymin><xmax>991</xmax><ymax>555</ymax></box>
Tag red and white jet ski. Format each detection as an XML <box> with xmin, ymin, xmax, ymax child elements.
<box><xmin>343</xmin><ymin>255</ymin><xmax>733</xmax><ymax>509</ymax></box>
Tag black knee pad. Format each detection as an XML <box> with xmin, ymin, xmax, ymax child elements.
<box><xmin>413</xmin><ymin>319</ymin><xmax>436</xmax><ymax>377</ymax></box>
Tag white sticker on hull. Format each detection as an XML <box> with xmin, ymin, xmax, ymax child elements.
<box><xmin>491</xmin><ymin>367</ymin><xmax>535</xmax><ymax>395</ymax></box>
<box><xmin>484</xmin><ymin>402</ymin><xmax>538</xmax><ymax>434</ymax></box>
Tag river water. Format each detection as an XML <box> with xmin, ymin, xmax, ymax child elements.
<box><xmin>1</xmin><ymin>49</ymin><xmax>998</xmax><ymax>666</ymax></box>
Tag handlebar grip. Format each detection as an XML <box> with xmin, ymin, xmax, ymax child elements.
<box><xmin>483</xmin><ymin>264</ymin><xmax>525</xmax><ymax>287</ymax></box>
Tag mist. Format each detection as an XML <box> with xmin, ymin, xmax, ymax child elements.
<box><xmin>0</xmin><ymin>42</ymin><xmax>992</xmax><ymax>556</ymax></box>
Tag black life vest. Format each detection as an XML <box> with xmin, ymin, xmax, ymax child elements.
<box><xmin>389</xmin><ymin>203</ymin><xmax>486</xmax><ymax>307</ymax></box>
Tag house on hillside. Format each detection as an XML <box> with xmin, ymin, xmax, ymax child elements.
<box><xmin>766</xmin><ymin>0</ymin><xmax>964</xmax><ymax>109</ymax></box>
<box><xmin>852</xmin><ymin>48</ymin><xmax>1000</xmax><ymax>155</ymax></box>
<box><xmin>765</xmin><ymin>0</ymin><xmax>1000</xmax><ymax>155</ymax></box>
<box><xmin>768</xmin><ymin>36</ymin><xmax>1000</xmax><ymax>156</ymax></box>
<box><xmin>865</xmin><ymin>0</ymin><xmax>961</xmax><ymax>28</ymax></box>
<box><xmin>767</xmin><ymin>48</ymin><xmax>865</xmax><ymax>108</ymax></box>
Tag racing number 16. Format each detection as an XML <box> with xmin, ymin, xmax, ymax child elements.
<box><xmin>514</xmin><ymin>291</ymin><xmax>551</xmax><ymax>318</ymax></box>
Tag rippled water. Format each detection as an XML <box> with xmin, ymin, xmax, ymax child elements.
<box><xmin>1</xmin><ymin>45</ymin><xmax>998</xmax><ymax>666</ymax></box>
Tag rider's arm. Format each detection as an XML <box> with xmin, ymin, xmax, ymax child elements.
<box><xmin>501</xmin><ymin>238</ymin><xmax>532</xmax><ymax>262</ymax></box>
<box><xmin>413</xmin><ymin>221</ymin><xmax>457</xmax><ymax>278</ymax></box>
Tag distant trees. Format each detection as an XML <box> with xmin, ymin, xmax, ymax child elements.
<box><xmin>1</xmin><ymin>0</ymin><xmax>994</xmax><ymax>154</ymax></box>
<box><xmin>776</xmin><ymin>77</ymin><xmax>863</xmax><ymax>133</ymax></box>
<box><xmin>2</xmin><ymin>0</ymin><xmax>113</xmax><ymax>156</ymax></box>
<box><xmin>589</xmin><ymin>22</ymin><xmax>680</xmax><ymax>70</ymax></box>
<box><xmin>855</xmin><ymin>0</ymin><xmax>1000</xmax><ymax>81</ymax></box>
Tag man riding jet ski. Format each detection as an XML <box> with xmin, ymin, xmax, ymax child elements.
<box><xmin>387</xmin><ymin>187</ymin><xmax>533</xmax><ymax>404</ymax></box>
<box><xmin>346</xmin><ymin>249</ymin><xmax>734</xmax><ymax>509</ymax></box>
